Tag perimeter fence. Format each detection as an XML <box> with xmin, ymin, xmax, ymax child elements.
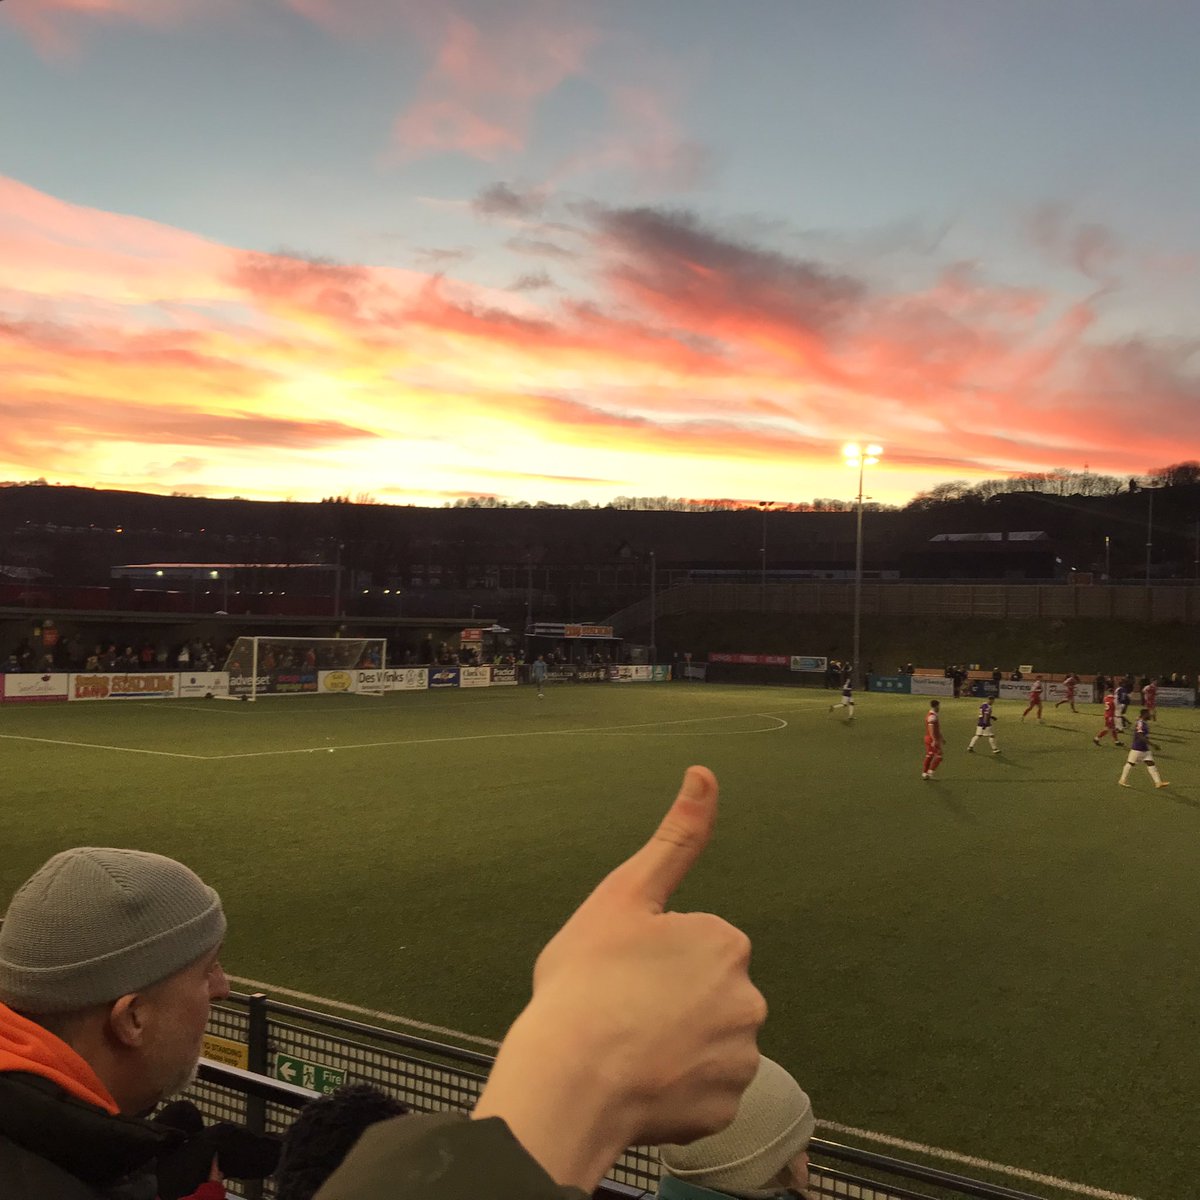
<box><xmin>188</xmin><ymin>990</ymin><xmax>1066</xmax><ymax>1200</ymax></box>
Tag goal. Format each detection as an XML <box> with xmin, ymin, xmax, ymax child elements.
<box><xmin>220</xmin><ymin>636</ymin><xmax>388</xmax><ymax>701</ymax></box>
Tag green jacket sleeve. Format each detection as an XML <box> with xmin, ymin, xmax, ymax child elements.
<box><xmin>312</xmin><ymin>1111</ymin><xmax>591</xmax><ymax>1200</ymax></box>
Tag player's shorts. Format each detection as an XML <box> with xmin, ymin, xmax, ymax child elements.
<box><xmin>838</xmin><ymin>696</ymin><xmax>853</xmax><ymax>707</ymax></box>
<box><xmin>1103</xmin><ymin>718</ymin><xmax>1116</xmax><ymax>729</ymax></box>
<box><xmin>924</xmin><ymin>735</ymin><xmax>937</xmax><ymax>750</ymax></box>
<box><xmin>1125</xmin><ymin>750</ymin><xmax>1154</xmax><ymax>765</ymax></box>
<box><xmin>975</xmin><ymin>723</ymin><xmax>994</xmax><ymax>735</ymax></box>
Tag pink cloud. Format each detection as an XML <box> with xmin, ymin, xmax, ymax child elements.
<box><xmin>389</xmin><ymin>6</ymin><xmax>598</xmax><ymax>161</ymax></box>
<box><xmin>4</xmin><ymin>0</ymin><xmax>212</xmax><ymax>56</ymax></box>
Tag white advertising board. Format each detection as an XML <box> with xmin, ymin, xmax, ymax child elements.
<box><xmin>386</xmin><ymin>668</ymin><xmax>429</xmax><ymax>692</ymax></box>
<box><xmin>459</xmin><ymin>666</ymin><xmax>492</xmax><ymax>688</ymax></box>
<box><xmin>2</xmin><ymin>672</ymin><xmax>69</xmax><ymax>703</ymax></box>
<box><xmin>178</xmin><ymin>672</ymin><xmax>229</xmax><ymax>699</ymax></box>
<box><xmin>1156</xmin><ymin>686</ymin><xmax>1196</xmax><ymax>708</ymax></box>
<box><xmin>910</xmin><ymin>675</ymin><xmax>955</xmax><ymax>697</ymax></box>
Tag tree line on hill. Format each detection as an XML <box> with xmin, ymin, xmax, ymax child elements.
<box><xmin>421</xmin><ymin>462</ymin><xmax>1200</xmax><ymax>514</ymax></box>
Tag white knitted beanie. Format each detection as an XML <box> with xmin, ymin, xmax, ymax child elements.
<box><xmin>658</xmin><ymin>1056</ymin><xmax>814</xmax><ymax>1192</ymax></box>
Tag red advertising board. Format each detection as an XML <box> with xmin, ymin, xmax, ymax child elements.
<box><xmin>708</xmin><ymin>653</ymin><xmax>790</xmax><ymax>666</ymax></box>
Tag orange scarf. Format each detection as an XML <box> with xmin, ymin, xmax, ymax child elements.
<box><xmin>0</xmin><ymin>1001</ymin><xmax>119</xmax><ymax>1114</ymax></box>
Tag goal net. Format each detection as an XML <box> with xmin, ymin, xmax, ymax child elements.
<box><xmin>221</xmin><ymin>636</ymin><xmax>388</xmax><ymax>701</ymax></box>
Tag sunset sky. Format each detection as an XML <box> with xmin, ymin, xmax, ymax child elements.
<box><xmin>1</xmin><ymin>0</ymin><xmax>1197</xmax><ymax>508</ymax></box>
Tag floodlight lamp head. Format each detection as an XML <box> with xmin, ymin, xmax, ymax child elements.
<box><xmin>866</xmin><ymin>443</ymin><xmax>883</xmax><ymax>457</ymax></box>
<box><xmin>842</xmin><ymin>442</ymin><xmax>861</xmax><ymax>462</ymax></box>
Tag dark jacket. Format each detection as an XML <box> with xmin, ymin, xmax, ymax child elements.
<box><xmin>313</xmin><ymin>1111</ymin><xmax>589</xmax><ymax>1200</ymax></box>
<box><xmin>0</xmin><ymin>1002</ymin><xmax>224</xmax><ymax>1200</ymax></box>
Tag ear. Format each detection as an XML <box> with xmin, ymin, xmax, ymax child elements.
<box><xmin>107</xmin><ymin>993</ymin><xmax>150</xmax><ymax>1049</ymax></box>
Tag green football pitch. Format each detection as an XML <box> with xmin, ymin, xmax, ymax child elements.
<box><xmin>3</xmin><ymin>683</ymin><xmax>1196</xmax><ymax>1199</ymax></box>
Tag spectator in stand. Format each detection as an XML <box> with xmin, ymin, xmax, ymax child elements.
<box><xmin>2</xmin><ymin>654</ymin><xmax>19</xmax><ymax>673</ymax></box>
<box><xmin>314</xmin><ymin>766</ymin><xmax>764</xmax><ymax>1200</ymax></box>
<box><xmin>177</xmin><ymin>643</ymin><xmax>191</xmax><ymax>668</ymax></box>
<box><xmin>992</xmin><ymin>666</ymin><xmax>1003</xmax><ymax>688</ymax></box>
<box><xmin>85</xmin><ymin>647</ymin><xmax>101</xmax><ymax>672</ymax></box>
<box><xmin>0</xmin><ymin>848</ymin><xmax>232</xmax><ymax>1199</ymax></box>
<box><xmin>656</xmin><ymin>1055</ymin><xmax>815</xmax><ymax>1200</ymax></box>
<box><xmin>1095</xmin><ymin>673</ymin><xmax>1108</xmax><ymax>703</ymax></box>
<box><xmin>275</xmin><ymin>1085</ymin><xmax>409</xmax><ymax>1200</ymax></box>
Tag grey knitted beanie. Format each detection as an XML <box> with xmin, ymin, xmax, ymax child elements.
<box><xmin>0</xmin><ymin>847</ymin><xmax>226</xmax><ymax>1013</ymax></box>
<box><xmin>658</xmin><ymin>1056</ymin><xmax>814</xmax><ymax>1192</ymax></box>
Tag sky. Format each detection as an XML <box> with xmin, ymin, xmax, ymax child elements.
<box><xmin>1</xmin><ymin>0</ymin><xmax>1198</xmax><ymax>508</ymax></box>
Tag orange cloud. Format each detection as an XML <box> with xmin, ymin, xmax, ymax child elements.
<box><xmin>0</xmin><ymin>172</ymin><xmax>1195</xmax><ymax>507</ymax></box>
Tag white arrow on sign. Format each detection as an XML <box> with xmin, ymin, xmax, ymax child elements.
<box><xmin>278</xmin><ymin>1061</ymin><xmax>297</xmax><ymax>1083</ymax></box>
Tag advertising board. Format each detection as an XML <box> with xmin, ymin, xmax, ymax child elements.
<box><xmin>385</xmin><ymin>668</ymin><xmax>428</xmax><ymax>692</ymax></box>
<box><xmin>575</xmin><ymin>667</ymin><xmax>607</xmax><ymax>683</ymax></box>
<box><xmin>709</xmin><ymin>653</ymin><xmax>790</xmax><ymax>666</ymax></box>
<box><xmin>1</xmin><ymin>672</ymin><xmax>69</xmax><ymax>703</ymax></box>
<box><xmin>460</xmin><ymin>666</ymin><xmax>492</xmax><ymax>688</ymax></box>
<box><xmin>610</xmin><ymin>665</ymin><xmax>652</xmax><ymax>682</ymax></box>
<box><xmin>1155</xmin><ymin>686</ymin><xmax>1196</xmax><ymax>707</ymax></box>
<box><xmin>868</xmin><ymin>675</ymin><xmax>911</xmax><ymax>693</ymax></box>
<box><xmin>651</xmin><ymin>665</ymin><xmax>671</xmax><ymax>681</ymax></box>
<box><xmin>69</xmin><ymin>673</ymin><xmax>179</xmax><ymax>701</ymax></box>
<box><xmin>178</xmin><ymin>672</ymin><xmax>229</xmax><ymax>699</ymax></box>
<box><xmin>790</xmin><ymin>656</ymin><xmax>828</xmax><ymax>673</ymax></box>
<box><xmin>429</xmin><ymin>667</ymin><xmax>460</xmax><ymax>689</ymax></box>
<box><xmin>319</xmin><ymin>670</ymin><xmax>355</xmax><ymax>694</ymax></box>
<box><xmin>909</xmin><ymin>675</ymin><xmax>955</xmax><ymax>697</ymax></box>
<box><xmin>491</xmin><ymin>667</ymin><xmax>518</xmax><ymax>686</ymax></box>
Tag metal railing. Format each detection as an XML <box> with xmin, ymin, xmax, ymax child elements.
<box><xmin>187</xmin><ymin>991</ymin><xmax>1066</xmax><ymax>1200</ymax></box>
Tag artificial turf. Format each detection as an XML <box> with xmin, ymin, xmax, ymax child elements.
<box><xmin>3</xmin><ymin>682</ymin><xmax>1195</xmax><ymax>1199</ymax></box>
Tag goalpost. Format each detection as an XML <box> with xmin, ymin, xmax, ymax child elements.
<box><xmin>220</xmin><ymin>636</ymin><xmax>388</xmax><ymax>701</ymax></box>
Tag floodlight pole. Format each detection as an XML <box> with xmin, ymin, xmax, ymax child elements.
<box><xmin>649</xmin><ymin>548</ymin><xmax>657</xmax><ymax>665</ymax></box>
<box><xmin>844</xmin><ymin>443</ymin><xmax>881</xmax><ymax>685</ymax></box>
<box><xmin>1145</xmin><ymin>489</ymin><xmax>1154</xmax><ymax>585</ymax></box>
<box><xmin>853</xmin><ymin>458</ymin><xmax>865</xmax><ymax>683</ymax></box>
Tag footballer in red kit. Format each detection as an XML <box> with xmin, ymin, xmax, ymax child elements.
<box><xmin>1093</xmin><ymin>691</ymin><xmax>1123</xmax><ymax>746</ymax></box>
<box><xmin>922</xmin><ymin>700</ymin><xmax>944</xmax><ymax>779</ymax></box>
<box><xmin>1022</xmin><ymin>677</ymin><xmax>1044</xmax><ymax>722</ymax></box>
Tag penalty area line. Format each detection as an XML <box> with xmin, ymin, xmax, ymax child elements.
<box><xmin>814</xmin><ymin>1120</ymin><xmax>1143</xmax><ymax>1200</ymax></box>
<box><xmin>0</xmin><ymin>733</ymin><xmax>207</xmax><ymax>759</ymax></box>
<box><xmin>205</xmin><ymin>710</ymin><xmax>796</xmax><ymax>760</ymax></box>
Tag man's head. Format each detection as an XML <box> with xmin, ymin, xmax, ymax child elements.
<box><xmin>0</xmin><ymin>847</ymin><xmax>228</xmax><ymax>1113</ymax></box>
<box><xmin>658</xmin><ymin>1055</ymin><xmax>814</xmax><ymax>1196</ymax></box>
<box><xmin>930</xmin><ymin>700</ymin><xmax>940</xmax><ymax>711</ymax></box>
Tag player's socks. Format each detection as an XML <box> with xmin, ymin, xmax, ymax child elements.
<box><xmin>1155</xmin><ymin>781</ymin><xmax>1170</xmax><ymax>788</ymax></box>
<box><xmin>1119</xmin><ymin>766</ymin><xmax>1132</xmax><ymax>785</ymax></box>
<box><xmin>1149</xmin><ymin>766</ymin><xmax>1165</xmax><ymax>785</ymax></box>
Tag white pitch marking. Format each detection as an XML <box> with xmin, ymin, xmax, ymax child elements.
<box><xmin>205</xmin><ymin>710</ymin><xmax>798</xmax><ymax>760</ymax></box>
<box><xmin>226</xmin><ymin>975</ymin><xmax>501</xmax><ymax>1049</ymax></box>
<box><xmin>814</xmin><ymin>1120</ymin><xmax>1144</xmax><ymax>1200</ymax></box>
<box><xmin>224</xmin><ymin>974</ymin><xmax>1141</xmax><ymax>1200</ymax></box>
<box><xmin>0</xmin><ymin>733</ymin><xmax>207</xmax><ymax>759</ymax></box>
<box><xmin>591</xmin><ymin>715</ymin><xmax>789</xmax><ymax>737</ymax></box>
